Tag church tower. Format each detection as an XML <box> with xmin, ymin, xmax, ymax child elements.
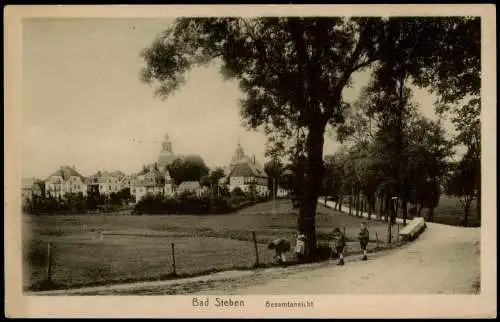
<box><xmin>231</xmin><ymin>141</ymin><xmax>246</xmax><ymax>166</ymax></box>
<box><xmin>157</xmin><ymin>133</ymin><xmax>176</xmax><ymax>171</ymax></box>
<box><xmin>161</xmin><ymin>133</ymin><xmax>173</xmax><ymax>153</ymax></box>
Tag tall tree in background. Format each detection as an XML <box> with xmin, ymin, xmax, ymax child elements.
<box><xmin>167</xmin><ymin>155</ymin><xmax>210</xmax><ymax>185</ymax></box>
<box><xmin>264</xmin><ymin>158</ymin><xmax>284</xmax><ymax>197</ymax></box>
<box><xmin>404</xmin><ymin>116</ymin><xmax>453</xmax><ymax>222</ymax></box>
<box><xmin>416</xmin><ymin>18</ymin><xmax>481</xmax><ymax>222</ymax></box>
<box><xmin>445</xmin><ymin>151</ymin><xmax>479</xmax><ymax>226</ymax></box>
<box><xmin>140</xmin><ymin>17</ymin><xmax>480</xmax><ymax>260</ymax></box>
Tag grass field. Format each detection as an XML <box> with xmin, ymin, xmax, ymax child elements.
<box><xmin>431</xmin><ymin>195</ymin><xmax>480</xmax><ymax>227</ymax></box>
<box><xmin>23</xmin><ymin>200</ymin><xmax>397</xmax><ymax>291</ymax></box>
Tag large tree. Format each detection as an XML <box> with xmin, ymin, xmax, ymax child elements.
<box><xmin>140</xmin><ymin>17</ymin><xmax>480</xmax><ymax>260</ymax></box>
<box><xmin>167</xmin><ymin>155</ymin><xmax>210</xmax><ymax>185</ymax></box>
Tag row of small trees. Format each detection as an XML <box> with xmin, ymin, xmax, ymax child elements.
<box><xmin>133</xmin><ymin>187</ymin><xmax>270</xmax><ymax>215</ymax></box>
<box><xmin>23</xmin><ymin>188</ymin><xmax>134</xmax><ymax>215</ymax></box>
<box><xmin>320</xmin><ymin>62</ymin><xmax>480</xmax><ymax>228</ymax></box>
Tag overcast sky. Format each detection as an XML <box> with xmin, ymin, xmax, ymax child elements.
<box><xmin>22</xmin><ymin>18</ymin><xmax>451</xmax><ymax>179</ymax></box>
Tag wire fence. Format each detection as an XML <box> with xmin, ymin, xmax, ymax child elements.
<box><xmin>24</xmin><ymin>222</ymin><xmax>402</xmax><ymax>292</ymax></box>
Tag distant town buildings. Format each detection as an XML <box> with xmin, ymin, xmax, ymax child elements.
<box><xmin>23</xmin><ymin>133</ymin><xmax>276</xmax><ymax>204</ymax></box>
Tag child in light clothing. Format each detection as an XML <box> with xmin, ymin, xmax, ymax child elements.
<box><xmin>295</xmin><ymin>233</ymin><xmax>306</xmax><ymax>262</ymax></box>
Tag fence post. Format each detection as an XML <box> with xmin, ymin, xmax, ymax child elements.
<box><xmin>171</xmin><ymin>243</ymin><xmax>177</xmax><ymax>276</ymax></box>
<box><xmin>397</xmin><ymin>224</ymin><xmax>400</xmax><ymax>242</ymax></box>
<box><xmin>46</xmin><ymin>242</ymin><xmax>52</xmax><ymax>282</ymax></box>
<box><xmin>252</xmin><ymin>231</ymin><xmax>260</xmax><ymax>267</ymax></box>
<box><xmin>375</xmin><ymin>232</ymin><xmax>379</xmax><ymax>251</ymax></box>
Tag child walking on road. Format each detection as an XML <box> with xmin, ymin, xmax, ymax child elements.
<box><xmin>332</xmin><ymin>228</ymin><xmax>346</xmax><ymax>266</ymax></box>
<box><xmin>358</xmin><ymin>222</ymin><xmax>370</xmax><ymax>261</ymax></box>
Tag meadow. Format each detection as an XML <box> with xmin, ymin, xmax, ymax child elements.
<box><xmin>431</xmin><ymin>195</ymin><xmax>480</xmax><ymax>227</ymax></box>
<box><xmin>23</xmin><ymin>200</ymin><xmax>396</xmax><ymax>291</ymax></box>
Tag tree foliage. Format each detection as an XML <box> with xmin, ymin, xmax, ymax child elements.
<box><xmin>264</xmin><ymin>158</ymin><xmax>284</xmax><ymax>196</ymax></box>
<box><xmin>167</xmin><ymin>155</ymin><xmax>210</xmax><ymax>185</ymax></box>
<box><xmin>445</xmin><ymin>150</ymin><xmax>480</xmax><ymax>226</ymax></box>
<box><xmin>140</xmin><ymin>16</ymin><xmax>481</xmax><ymax>258</ymax></box>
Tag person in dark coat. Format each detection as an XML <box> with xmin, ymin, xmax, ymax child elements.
<box><xmin>268</xmin><ymin>238</ymin><xmax>291</xmax><ymax>264</ymax></box>
<box><xmin>332</xmin><ymin>228</ymin><xmax>346</xmax><ymax>266</ymax></box>
<box><xmin>358</xmin><ymin>222</ymin><xmax>370</xmax><ymax>260</ymax></box>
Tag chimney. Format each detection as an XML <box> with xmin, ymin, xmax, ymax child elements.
<box><xmin>72</xmin><ymin>164</ymin><xmax>76</xmax><ymax>170</ymax></box>
<box><xmin>252</xmin><ymin>155</ymin><xmax>256</xmax><ymax>164</ymax></box>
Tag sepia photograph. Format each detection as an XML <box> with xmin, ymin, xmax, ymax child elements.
<box><xmin>4</xmin><ymin>4</ymin><xmax>496</xmax><ymax>318</ymax></box>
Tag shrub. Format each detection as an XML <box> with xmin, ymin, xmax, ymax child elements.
<box><xmin>131</xmin><ymin>189</ymin><xmax>270</xmax><ymax>215</ymax></box>
<box><xmin>133</xmin><ymin>194</ymin><xmax>165</xmax><ymax>215</ymax></box>
<box><xmin>231</xmin><ymin>187</ymin><xmax>246</xmax><ymax>198</ymax></box>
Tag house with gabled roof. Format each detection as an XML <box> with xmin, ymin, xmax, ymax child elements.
<box><xmin>22</xmin><ymin>177</ymin><xmax>45</xmax><ymax>203</ymax></box>
<box><xmin>86</xmin><ymin>170</ymin><xmax>123</xmax><ymax>196</ymax></box>
<box><xmin>225</xmin><ymin>142</ymin><xmax>269</xmax><ymax>196</ymax></box>
<box><xmin>45</xmin><ymin>165</ymin><xmax>87</xmax><ymax>198</ymax></box>
<box><xmin>175</xmin><ymin>181</ymin><xmax>207</xmax><ymax>197</ymax></box>
<box><xmin>130</xmin><ymin>163</ymin><xmax>174</xmax><ymax>203</ymax></box>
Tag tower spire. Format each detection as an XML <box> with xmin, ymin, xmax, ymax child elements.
<box><xmin>161</xmin><ymin>132</ymin><xmax>172</xmax><ymax>153</ymax></box>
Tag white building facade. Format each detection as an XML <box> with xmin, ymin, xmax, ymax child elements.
<box><xmin>225</xmin><ymin>143</ymin><xmax>269</xmax><ymax>196</ymax></box>
<box><xmin>45</xmin><ymin>166</ymin><xmax>87</xmax><ymax>198</ymax></box>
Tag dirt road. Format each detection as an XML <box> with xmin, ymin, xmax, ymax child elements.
<box><xmin>192</xmin><ymin>222</ymin><xmax>481</xmax><ymax>295</ymax></box>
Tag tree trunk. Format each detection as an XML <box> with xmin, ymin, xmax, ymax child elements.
<box><xmin>367</xmin><ymin>196</ymin><xmax>372</xmax><ymax>220</ymax></box>
<box><xmin>462</xmin><ymin>202</ymin><xmax>471</xmax><ymax>227</ymax></box>
<box><xmin>349</xmin><ymin>188</ymin><xmax>353</xmax><ymax>215</ymax></box>
<box><xmin>476</xmin><ymin>165</ymin><xmax>481</xmax><ymax>220</ymax></box>
<box><xmin>297</xmin><ymin>125</ymin><xmax>325</xmax><ymax>262</ymax></box>
<box><xmin>355</xmin><ymin>186</ymin><xmax>360</xmax><ymax>217</ymax></box>
<box><xmin>402</xmin><ymin>199</ymin><xmax>408</xmax><ymax>226</ymax></box>
<box><xmin>385</xmin><ymin>194</ymin><xmax>391</xmax><ymax>223</ymax></box>
<box><xmin>428</xmin><ymin>207</ymin><xmax>434</xmax><ymax>222</ymax></box>
<box><xmin>387</xmin><ymin>216</ymin><xmax>392</xmax><ymax>244</ymax></box>
<box><xmin>476</xmin><ymin>189</ymin><xmax>481</xmax><ymax>220</ymax></box>
<box><xmin>372</xmin><ymin>197</ymin><xmax>377</xmax><ymax>220</ymax></box>
<box><xmin>379</xmin><ymin>195</ymin><xmax>383</xmax><ymax>220</ymax></box>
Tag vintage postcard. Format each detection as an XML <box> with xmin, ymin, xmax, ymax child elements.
<box><xmin>4</xmin><ymin>4</ymin><xmax>497</xmax><ymax>318</ymax></box>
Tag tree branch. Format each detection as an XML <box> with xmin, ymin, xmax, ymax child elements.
<box><xmin>353</xmin><ymin>57</ymin><xmax>378</xmax><ymax>71</ymax></box>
